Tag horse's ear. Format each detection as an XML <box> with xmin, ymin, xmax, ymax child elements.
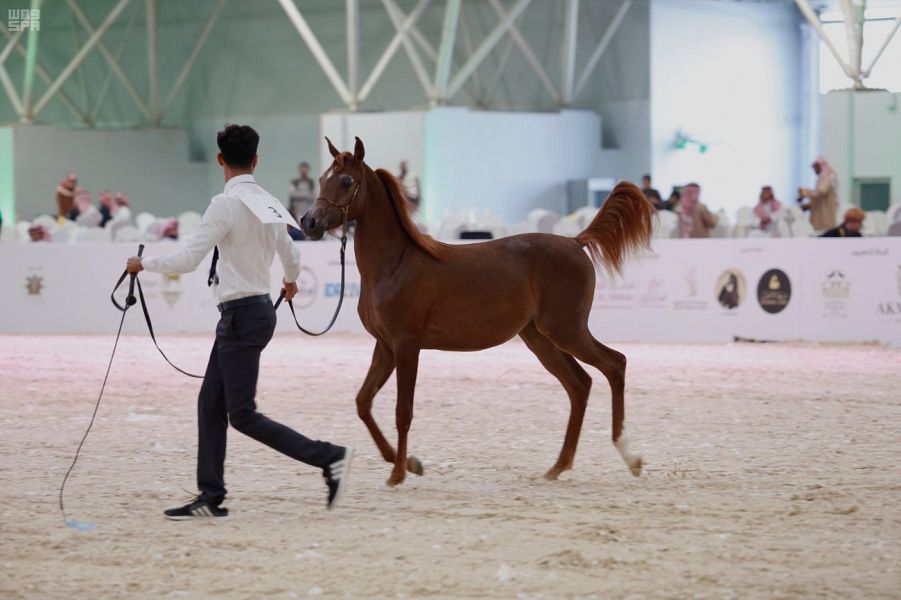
<box><xmin>353</xmin><ymin>137</ymin><xmax>365</xmax><ymax>162</ymax></box>
<box><xmin>325</xmin><ymin>137</ymin><xmax>339</xmax><ymax>158</ymax></box>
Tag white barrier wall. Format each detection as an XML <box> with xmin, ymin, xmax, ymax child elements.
<box><xmin>2</xmin><ymin>239</ymin><xmax>900</xmax><ymax>346</ymax></box>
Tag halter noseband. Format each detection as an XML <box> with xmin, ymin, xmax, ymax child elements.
<box><xmin>318</xmin><ymin>176</ymin><xmax>361</xmax><ymax>240</ymax></box>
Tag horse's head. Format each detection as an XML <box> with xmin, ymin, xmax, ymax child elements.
<box><xmin>300</xmin><ymin>137</ymin><xmax>366</xmax><ymax>240</ymax></box>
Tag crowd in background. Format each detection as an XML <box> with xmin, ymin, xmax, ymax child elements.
<box><xmin>3</xmin><ymin>154</ymin><xmax>894</xmax><ymax>245</ymax></box>
<box><xmin>19</xmin><ymin>171</ymin><xmax>184</xmax><ymax>243</ymax></box>
<box><xmin>640</xmin><ymin>156</ymin><xmax>871</xmax><ymax>239</ymax></box>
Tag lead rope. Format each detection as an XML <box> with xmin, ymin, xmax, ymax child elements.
<box><xmin>60</xmin><ymin>244</ymin><xmax>203</xmax><ymax>530</ymax></box>
<box><xmin>274</xmin><ymin>194</ymin><xmax>352</xmax><ymax>336</ymax></box>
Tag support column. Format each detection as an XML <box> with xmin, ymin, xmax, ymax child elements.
<box><xmin>20</xmin><ymin>0</ymin><xmax>41</xmax><ymax>123</ymax></box>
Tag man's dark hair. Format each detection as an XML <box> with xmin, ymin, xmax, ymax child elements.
<box><xmin>217</xmin><ymin>124</ymin><xmax>259</xmax><ymax>168</ymax></box>
<box><xmin>642</xmin><ymin>174</ymin><xmax>651</xmax><ymax>181</ymax></box>
<box><xmin>299</xmin><ymin>161</ymin><xmax>309</xmax><ymax>168</ymax></box>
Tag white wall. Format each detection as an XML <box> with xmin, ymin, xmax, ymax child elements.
<box><xmin>821</xmin><ymin>91</ymin><xmax>901</xmax><ymax>207</ymax></box>
<box><xmin>320</xmin><ymin>111</ymin><xmax>426</xmax><ymax>182</ymax></box>
<box><xmin>320</xmin><ymin>108</ymin><xmax>619</xmax><ymax>226</ymax></box>
<box><xmin>650</xmin><ymin>0</ymin><xmax>803</xmax><ymax>215</ymax></box>
<box><xmin>190</xmin><ymin>114</ymin><xmax>321</xmax><ymax>204</ymax></box>
<box><xmin>9</xmin><ymin>126</ymin><xmax>208</xmax><ymax>221</ymax></box>
<box><xmin>422</xmin><ymin>108</ymin><xmax>617</xmax><ymax>224</ymax></box>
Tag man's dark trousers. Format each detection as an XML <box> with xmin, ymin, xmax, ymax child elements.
<box><xmin>197</xmin><ymin>299</ymin><xmax>340</xmax><ymax>505</ymax></box>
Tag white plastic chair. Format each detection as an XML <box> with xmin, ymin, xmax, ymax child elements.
<box><xmin>33</xmin><ymin>214</ymin><xmax>58</xmax><ymax>231</ymax></box>
<box><xmin>710</xmin><ymin>209</ymin><xmax>730</xmax><ymax>238</ymax></box>
<box><xmin>572</xmin><ymin>206</ymin><xmax>599</xmax><ymax>229</ymax></box>
<box><xmin>75</xmin><ymin>227</ymin><xmax>112</xmax><ymax>243</ymax></box>
<box><xmin>177</xmin><ymin>211</ymin><xmax>203</xmax><ymax>237</ymax></box>
<box><xmin>732</xmin><ymin>207</ymin><xmax>756</xmax><ymax>238</ymax></box>
<box><xmin>114</xmin><ymin>225</ymin><xmax>142</xmax><ymax>242</ymax></box>
<box><xmin>776</xmin><ymin>211</ymin><xmax>814</xmax><ymax>238</ymax></box>
<box><xmin>51</xmin><ymin>227</ymin><xmax>77</xmax><ymax>243</ymax></box>
<box><xmin>654</xmin><ymin>210</ymin><xmax>677</xmax><ymax>239</ymax></box>
<box><xmin>887</xmin><ymin>203</ymin><xmax>901</xmax><ymax>224</ymax></box>
<box><xmin>864</xmin><ymin>211</ymin><xmax>888</xmax><ymax>236</ymax></box>
<box><xmin>527</xmin><ymin>209</ymin><xmax>559</xmax><ymax>234</ymax></box>
<box><xmin>553</xmin><ymin>218</ymin><xmax>582</xmax><ymax>237</ymax></box>
<box><xmin>135</xmin><ymin>212</ymin><xmax>156</xmax><ymax>234</ymax></box>
<box><xmin>0</xmin><ymin>225</ymin><xmax>17</xmax><ymax>243</ymax></box>
<box><xmin>16</xmin><ymin>221</ymin><xmax>32</xmax><ymax>242</ymax></box>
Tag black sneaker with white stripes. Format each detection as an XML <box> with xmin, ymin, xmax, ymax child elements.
<box><xmin>324</xmin><ymin>446</ymin><xmax>354</xmax><ymax>509</ymax></box>
<box><xmin>164</xmin><ymin>497</ymin><xmax>228</xmax><ymax>521</ymax></box>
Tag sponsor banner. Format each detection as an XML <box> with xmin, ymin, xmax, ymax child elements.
<box><xmin>1</xmin><ymin>238</ymin><xmax>899</xmax><ymax>345</ymax></box>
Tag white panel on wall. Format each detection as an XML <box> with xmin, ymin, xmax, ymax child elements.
<box><xmin>650</xmin><ymin>0</ymin><xmax>803</xmax><ymax>216</ymax></box>
<box><xmin>422</xmin><ymin>107</ymin><xmax>618</xmax><ymax>224</ymax></box>
<box><xmin>320</xmin><ymin>111</ymin><xmax>426</xmax><ymax>178</ymax></box>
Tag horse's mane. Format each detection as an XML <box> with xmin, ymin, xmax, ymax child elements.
<box><xmin>374</xmin><ymin>168</ymin><xmax>445</xmax><ymax>260</ymax></box>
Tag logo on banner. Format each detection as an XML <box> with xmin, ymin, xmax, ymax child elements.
<box><xmin>715</xmin><ymin>269</ymin><xmax>746</xmax><ymax>310</ymax></box>
<box><xmin>876</xmin><ymin>264</ymin><xmax>901</xmax><ymax>318</ymax></box>
<box><xmin>821</xmin><ymin>270</ymin><xmax>850</xmax><ymax>318</ymax></box>
<box><xmin>161</xmin><ymin>274</ymin><xmax>182</xmax><ymax>308</ymax></box>
<box><xmin>325</xmin><ymin>282</ymin><xmax>361</xmax><ymax>298</ymax></box>
<box><xmin>639</xmin><ymin>278</ymin><xmax>667</xmax><ymax>307</ymax></box>
<box><xmin>295</xmin><ymin>267</ymin><xmax>318</xmax><ymax>309</ymax></box>
<box><xmin>674</xmin><ymin>268</ymin><xmax>707</xmax><ymax>310</ymax></box>
<box><xmin>593</xmin><ymin>276</ymin><xmax>637</xmax><ymax>309</ymax></box>
<box><xmin>757</xmin><ymin>269</ymin><xmax>791</xmax><ymax>314</ymax></box>
<box><xmin>25</xmin><ymin>274</ymin><xmax>44</xmax><ymax>296</ymax></box>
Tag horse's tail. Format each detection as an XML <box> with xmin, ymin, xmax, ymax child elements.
<box><xmin>574</xmin><ymin>181</ymin><xmax>656</xmax><ymax>275</ymax></box>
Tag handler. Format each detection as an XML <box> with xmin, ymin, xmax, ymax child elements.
<box><xmin>126</xmin><ymin>124</ymin><xmax>352</xmax><ymax>520</ymax></box>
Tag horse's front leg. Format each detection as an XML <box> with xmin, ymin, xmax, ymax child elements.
<box><xmin>387</xmin><ymin>344</ymin><xmax>420</xmax><ymax>487</ymax></box>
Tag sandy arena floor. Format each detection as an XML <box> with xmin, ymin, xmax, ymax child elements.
<box><xmin>0</xmin><ymin>333</ymin><xmax>899</xmax><ymax>599</ymax></box>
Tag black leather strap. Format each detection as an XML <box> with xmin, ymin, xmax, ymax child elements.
<box><xmin>274</xmin><ymin>234</ymin><xmax>347</xmax><ymax>337</ymax></box>
<box><xmin>111</xmin><ymin>245</ymin><xmax>203</xmax><ymax>379</ymax></box>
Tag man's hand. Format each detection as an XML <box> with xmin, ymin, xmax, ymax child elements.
<box><xmin>126</xmin><ymin>256</ymin><xmax>144</xmax><ymax>274</ymax></box>
<box><xmin>283</xmin><ymin>280</ymin><xmax>298</xmax><ymax>301</ymax></box>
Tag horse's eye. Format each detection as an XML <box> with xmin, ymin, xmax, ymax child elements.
<box><xmin>340</xmin><ymin>175</ymin><xmax>353</xmax><ymax>188</ymax></box>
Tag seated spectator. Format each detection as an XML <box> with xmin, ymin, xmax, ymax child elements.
<box><xmin>113</xmin><ymin>193</ymin><xmax>132</xmax><ymax>223</ymax></box>
<box><xmin>641</xmin><ymin>174</ymin><xmax>666</xmax><ymax>210</ymax></box>
<box><xmin>753</xmin><ymin>186</ymin><xmax>782</xmax><ymax>234</ymax></box>
<box><xmin>820</xmin><ymin>208</ymin><xmax>864</xmax><ymax>238</ymax></box>
<box><xmin>28</xmin><ymin>224</ymin><xmax>50</xmax><ymax>242</ymax></box>
<box><xmin>159</xmin><ymin>218</ymin><xmax>179</xmax><ymax>240</ymax></box>
<box><xmin>74</xmin><ymin>189</ymin><xmax>102</xmax><ymax>228</ymax></box>
<box><xmin>677</xmin><ymin>182</ymin><xmax>717</xmax><ymax>238</ymax></box>
<box><xmin>55</xmin><ymin>172</ymin><xmax>77</xmax><ymax>221</ymax></box>
<box><xmin>98</xmin><ymin>190</ymin><xmax>115</xmax><ymax>227</ymax></box>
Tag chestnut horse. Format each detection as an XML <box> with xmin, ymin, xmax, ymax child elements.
<box><xmin>301</xmin><ymin>137</ymin><xmax>655</xmax><ymax>487</ymax></box>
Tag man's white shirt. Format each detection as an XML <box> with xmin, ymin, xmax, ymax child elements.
<box><xmin>142</xmin><ymin>174</ymin><xmax>300</xmax><ymax>303</ymax></box>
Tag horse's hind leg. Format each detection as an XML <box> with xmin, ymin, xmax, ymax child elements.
<box><xmin>538</xmin><ymin>322</ymin><xmax>643</xmax><ymax>477</ymax></box>
<box><xmin>356</xmin><ymin>341</ymin><xmax>423</xmax><ymax>476</ymax></box>
<box><xmin>520</xmin><ymin>323</ymin><xmax>592</xmax><ymax>481</ymax></box>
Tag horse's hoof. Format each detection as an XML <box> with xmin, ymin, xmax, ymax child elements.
<box><xmin>543</xmin><ymin>468</ymin><xmax>561</xmax><ymax>481</ymax></box>
<box><xmin>627</xmin><ymin>456</ymin><xmax>643</xmax><ymax>477</ymax></box>
<box><xmin>385</xmin><ymin>474</ymin><xmax>406</xmax><ymax>487</ymax></box>
<box><xmin>407</xmin><ymin>455</ymin><xmax>424</xmax><ymax>476</ymax></box>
